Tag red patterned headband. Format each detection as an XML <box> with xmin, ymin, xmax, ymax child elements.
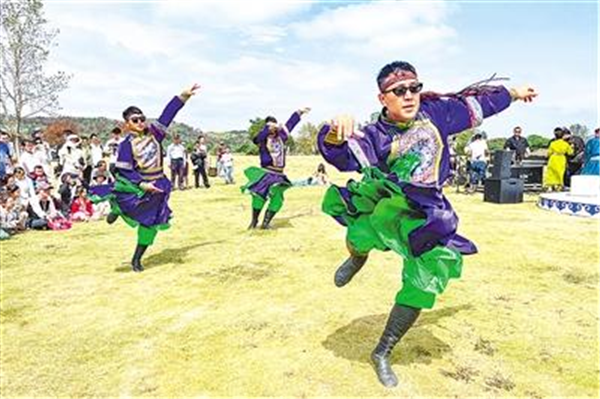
<box><xmin>379</xmin><ymin>70</ymin><xmax>418</xmax><ymax>92</ymax></box>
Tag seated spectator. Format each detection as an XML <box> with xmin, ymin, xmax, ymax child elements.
<box><xmin>0</xmin><ymin>186</ymin><xmax>28</xmax><ymax>235</ymax></box>
<box><xmin>13</xmin><ymin>167</ymin><xmax>35</xmax><ymax>207</ymax></box>
<box><xmin>58</xmin><ymin>173</ymin><xmax>77</xmax><ymax>217</ymax></box>
<box><xmin>27</xmin><ymin>182</ymin><xmax>71</xmax><ymax>230</ymax></box>
<box><xmin>91</xmin><ymin>160</ymin><xmax>115</xmax><ymax>184</ymax></box>
<box><xmin>29</xmin><ymin>165</ymin><xmax>50</xmax><ymax>190</ymax></box>
<box><xmin>293</xmin><ymin>163</ymin><xmax>330</xmax><ymax>187</ymax></box>
<box><xmin>70</xmin><ymin>186</ymin><xmax>94</xmax><ymax>222</ymax></box>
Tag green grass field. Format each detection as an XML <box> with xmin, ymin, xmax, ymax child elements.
<box><xmin>1</xmin><ymin>155</ymin><xmax>598</xmax><ymax>398</ymax></box>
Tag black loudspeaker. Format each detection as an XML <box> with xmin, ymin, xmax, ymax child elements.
<box><xmin>484</xmin><ymin>178</ymin><xmax>524</xmax><ymax>203</ymax></box>
<box><xmin>510</xmin><ymin>165</ymin><xmax>544</xmax><ymax>185</ymax></box>
<box><xmin>490</xmin><ymin>150</ymin><xmax>513</xmax><ymax>179</ymax></box>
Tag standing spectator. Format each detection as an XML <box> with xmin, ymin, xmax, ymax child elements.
<box><xmin>105</xmin><ymin>127</ymin><xmax>122</xmax><ymax>176</ymax></box>
<box><xmin>543</xmin><ymin>127</ymin><xmax>574</xmax><ymax>191</ymax></box>
<box><xmin>581</xmin><ymin>128</ymin><xmax>600</xmax><ymax>176</ymax></box>
<box><xmin>89</xmin><ymin>133</ymin><xmax>105</xmax><ymax>167</ymax></box>
<box><xmin>58</xmin><ymin>133</ymin><xmax>84</xmax><ymax>177</ymax></box>
<box><xmin>33</xmin><ymin>135</ymin><xmax>53</xmax><ymax>179</ymax></box>
<box><xmin>19</xmin><ymin>139</ymin><xmax>39</xmax><ymax>175</ymax></box>
<box><xmin>504</xmin><ymin>126</ymin><xmax>530</xmax><ymax>164</ymax></box>
<box><xmin>0</xmin><ymin>129</ymin><xmax>13</xmax><ymax>181</ymax></box>
<box><xmin>81</xmin><ymin>136</ymin><xmax>94</xmax><ymax>186</ymax></box>
<box><xmin>70</xmin><ymin>186</ymin><xmax>94</xmax><ymax>222</ymax></box>
<box><xmin>166</xmin><ymin>135</ymin><xmax>187</xmax><ymax>190</ymax></box>
<box><xmin>190</xmin><ymin>137</ymin><xmax>210</xmax><ymax>188</ymax></box>
<box><xmin>465</xmin><ymin>133</ymin><xmax>489</xmax><ymax>193</ymax></box>
<box><xmin>220</xmin><ymin>147</ymin><xmax>235</xmax><ymax>184</ymax></box>
<box><xmin>563</xmin><ymin>129</ymin><xmax>586</xmax><ymax>187</ymax></box>
<box><xmin>215</xmin><ymin>141</ymin><xmax>227</xmax><ymax>178</ymax></box>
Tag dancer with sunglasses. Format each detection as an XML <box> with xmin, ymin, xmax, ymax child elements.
<box><xmin>242</xmin><ymin>107</ymin><xmax>310</xmax><ymax>229</ymax></box>
<box><xmin>90</xmin><ymin>84</ymin><xmax>200</xmax><ymax>272</ymax></box>
<box><xmin>317</xmin><ymin>61</ymin><xmax>537</xmax><ymax>387</ymax></box>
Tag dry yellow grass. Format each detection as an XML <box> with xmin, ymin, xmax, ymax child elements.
<box><xmin>1</xmin><ymin>155</ymin><xmax>598</xmax><ymax>398</ymax></box>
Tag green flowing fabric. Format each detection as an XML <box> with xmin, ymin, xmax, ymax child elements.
<box><xmin>89</xmin><ymin>175</ymin><xmax>170</xmax><ymax>234</ymax></box>
<box><xmin>241</xmin><ymin>166</ymin><xmax>292</xmax><ymax>212</ymax></box>
<box><xmin>322</xmin><ymin>154</ymin><xmax>462</xmax><ymax>309</ymax></box>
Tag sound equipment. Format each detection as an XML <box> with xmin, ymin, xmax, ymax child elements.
<box><xmin>510</xmin><ymin>165</ymin><xmax>543</xmax><ymax>185</ymax></box>
<box><xmin>490</xmin><ymin>150</ymin><xmax>513</xmax><ymax>179</ymax></box>
<box><xmin>484</xmin><ymin>178</ymin><xmax>524</xmax><ymax>204</ymax></box>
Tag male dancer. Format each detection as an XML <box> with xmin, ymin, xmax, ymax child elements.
<box><xmin>318</xmin><ymin>61</ymin><xmax>537</xmax><ymax>387</ymax></box>
<box><xmin>91</xmin><ymin>84</ymin><xmax>200</xmax><ymax>272</ymax></box>
<box><xmin>241</xmin><ymin>107</ymin><xmax>310</xmax><ymax>229</ymax></box>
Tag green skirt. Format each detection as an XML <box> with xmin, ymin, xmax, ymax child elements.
<box><xmin>322</xmin><ymin>157</ymin><xmax>462</xmax><ymax>309</ymax></box>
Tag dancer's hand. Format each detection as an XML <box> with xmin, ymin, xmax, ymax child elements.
<box><xmin>511</xmin><ymin>86</ymin><xmax>538</xmax><ymax>103</ymax></box>
<box><xmin>181</xmin><ymin>83</ymin><xmax>201</xmax><ymax>101</ymax></box>
<box><xmin>330</xmin><ymin>114</ymin><xmax>364</xmax><ymax>143</ymax></box>
<box><xmin>141</xmin><ymin>182</ymin><xmax>164</xmax><ymax>193</ymax></box>
<box><xmin>299</xmin><ymin>107</ymin><xmax>311</xmax><ymax>115</ymax></box>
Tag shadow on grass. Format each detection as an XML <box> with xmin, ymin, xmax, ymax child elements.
<box><xmin>114</xmin><ymin>240</ymin><xmax>227</xmax><ymax>272</ymax></box>
<box><xmin>268</xmin><ymin>210</ymin><xmax>314</xmax><ymax>229</ymax></box>
<box><xmin>322</xmin><ymin>304</ymin><xmax>472</xmax><ymax>365</ymax></box>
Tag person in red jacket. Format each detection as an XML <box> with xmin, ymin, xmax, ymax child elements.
<box><xmin>70</xmin><ymin>186</ymin><xmax>94</xmax><ymax>222</ymax></box>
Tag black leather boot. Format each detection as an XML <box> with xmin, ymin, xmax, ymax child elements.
<box><xmin>106</xmin><ymin>212</ymin><xmax>118</xmax><ymax>224</ymax></box>
<box><xmin>248</xmin><ymin>208</ymin><xmax>262</xmax><ymax>229</ymax></box>
<box><xmin>334</xmin><ymin>254</ymin><xmax>368</xmax><ymax>287</ymax></box>
<box><xmin>260</xmin><ymin>210</ymin><xmax>276</xmax><ymax>230</ymax></box>
<box><xmin>371</xmin><ymin>304</ymin><xmax>421</xmax><ymax>387</ymax></box>
<box><xmin>131</xmin><ymin>244</ymin><xmax>148</xmax><ymax>273</ymax></box>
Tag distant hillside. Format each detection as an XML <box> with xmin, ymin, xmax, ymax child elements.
<box><xmin>18</xmin><ymin>116</ymin><xmax>254</xmax><ymax>154</ymax></box>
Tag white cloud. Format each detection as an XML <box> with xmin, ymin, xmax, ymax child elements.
<box><xmin>153</xmin><ymin>0</ymin><xmax>309</xmax><ymax>25</ymax></box>
<box><xmin>292</xmin><ymin>1</ymin><xmax>457</xmax><ymax>55</ymax></box>
<box><xmin>45</xmin><ymin>3</ymin><xmax>204</xmax><ymax>57</ymax></box>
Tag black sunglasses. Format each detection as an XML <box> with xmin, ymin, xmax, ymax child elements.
<box><xmin>385</xmin><ymin>82</ymin><xmax>424</xmax><ymax>97</ymax></box>
<box><xmin>129</xmin><ymin>116</ymin><xmax>146</xmax><ymax>124</ymax></box>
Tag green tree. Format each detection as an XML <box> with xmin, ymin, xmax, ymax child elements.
<box><xmin>568</xmin><ymin>123</ymin><xmax>589</xmax><ymax>139</ymax></box>
<box><xmin>248</xmin><ymin>117</ymin><xmax>266</xmax><ymax>141</ymax></box>
<box><xmin>487</xmin><ymin>138</ymin><xmax>506</xmax><ymax>153</ymax></box>
<box><xmin>294</xmin><ymin>122</ymin><xmax>319</xmax><ymax>155</ymax></box>
<box><xmin>526</xmin><ymin>134</ymin><xmax>550</xmax><ymax>150</ymax></box>
<box><xmin>0</xmin><ymin>0</ymin><xmax>71</xmax><ymax>147</ymax></box>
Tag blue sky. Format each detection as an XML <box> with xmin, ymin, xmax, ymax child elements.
<box><xmin>42</xmin><ymin>0</ymin><xmax>598</xmax><ymax>137</ymax></box>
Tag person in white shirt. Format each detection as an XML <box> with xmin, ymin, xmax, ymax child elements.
<box><xmin>465</xmin><ymin>133</ymin><xmax>489</xmax><ymax>192</ymax></box>
<box><xmin>166</xmin><ymin>135</ymin><xmax>187</xmax><ymax>190</ymax></box>
<box><xmin>220</xmin><ymin>147</ymin><xmax>235</xmax><ymax>184</ymax></box>
<box><xmin>12</xmin><ymin>166</ymin><xmax>35</xmax><ymax>207</ymax></box>
<box><xmin>89</xmin><ymin>133</ymin><xmax>105</xmax><ymax>167</ymax></box>
<box><xmin>33</xmin><ymin>138</ymin><xmax>53</xmax><ymax>178</ymax></box>
<box><xmin>19</xmin><ymin>139</ymin><xmax>40</xmax><ymax>176</ymax></box>
<box><xmin>58</xmin><ymin>133</ymin><xmax>84</xmax><ymax>177</ymax></box>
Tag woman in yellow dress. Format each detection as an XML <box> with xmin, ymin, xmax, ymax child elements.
<box><xmin>544</xmin><ymin>127</ymin><xmax>574</xmax><ymax>191</ymax></box>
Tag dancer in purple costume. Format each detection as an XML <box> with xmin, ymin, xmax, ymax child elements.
<box><xmin>90</xmin><ymin>84</ymin><xmax>200</xmax><ymax>272</ymax></box>
<box><xmin>318</xmin><ymin>61</ymin><xmax>537</xmax><ymax>387</ymax></box>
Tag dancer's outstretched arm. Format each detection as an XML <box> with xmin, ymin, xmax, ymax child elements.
<box><xmin>150</xmin><ymin>83</ymin><xmax>201</xmax><ymax>142</ymax></box>
<box><xmin>424</xmin><ymin>85</ymin><xmax>538</xmax><ymax>137</ymax></box>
